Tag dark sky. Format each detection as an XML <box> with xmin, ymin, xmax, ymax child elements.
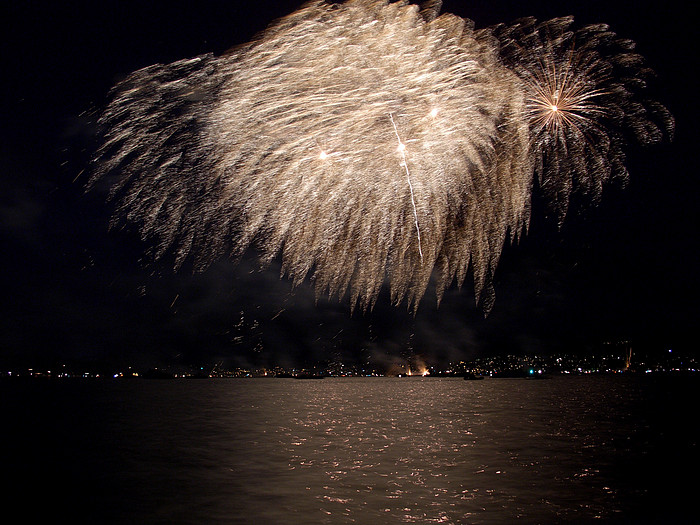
<box><xmin>1</xmin><ymin>0</ymin><xmax>696</xmax><ymax>371</ymax></box>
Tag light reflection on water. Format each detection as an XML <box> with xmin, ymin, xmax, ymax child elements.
<box><xmin>237</xmin><ymin>377</ymin><xmax>628</xmax><ymax>524</ymax></box>
<box><xmin>4</xmin><ymin>375</ymin><xmax>697</xmax><ymax>523</ymax></box>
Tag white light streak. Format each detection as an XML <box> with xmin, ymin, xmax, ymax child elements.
<box><xmin>390</xmin><ymin>112</ymin><xmax>423</xmax><ymax>263</ymax></box>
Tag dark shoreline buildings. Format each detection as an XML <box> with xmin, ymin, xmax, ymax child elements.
<box><xmin>3</xmin><ymin>348</ymin><xmax>696</xmax><ymax>380</ymax></box>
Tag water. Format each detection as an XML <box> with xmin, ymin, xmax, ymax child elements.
<box><xmin>3</xmin><ymin>375</ymin><xmax>697</xmax><ymax>523</ymax></box>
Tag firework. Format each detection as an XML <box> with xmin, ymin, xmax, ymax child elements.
<box><xmin>491</xmin><ymin>16</ymin><xmax>673</xmax><ymax>219</ymax></box>
<box><xmin>91</xmin><ymin>0</ymin><xmax>672</xmax><ymax>313</ymax></box>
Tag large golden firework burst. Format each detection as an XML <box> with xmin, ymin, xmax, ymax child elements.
<box><xmin>91</xmin><ymin>1</ymin><xmax>672</xmax><ymax>313</ymax></box>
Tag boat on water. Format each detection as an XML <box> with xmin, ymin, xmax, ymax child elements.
<box><xmin>525</xmin><ymin>371</ymin><xmax>549</xmax><ymax>379</ymax></box>
<box><xmin>464</xmin><ymin>372</ymin><xmax>484</xmax><ymax>380</ymax></box>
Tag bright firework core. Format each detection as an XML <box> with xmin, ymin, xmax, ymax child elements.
<box><xmin>91</xmin><ymin>0</ymin><xmax>672</xmax><ymax>314</ymax></box>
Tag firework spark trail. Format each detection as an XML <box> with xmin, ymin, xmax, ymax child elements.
<box><xmin>91</xmin><ymin>0</ymin><xmax>672</xmax><ymax>313</ymax></box>
<box><xmin>390</xmin><ymin>112</ymin><xmax>423</xmax><ymax>263</ymax></box>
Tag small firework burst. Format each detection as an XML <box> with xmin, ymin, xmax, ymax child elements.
<box><xmin>492</xmin><ymin>16</ymin><xmax>673</xmax><ymax>219</ymax></box>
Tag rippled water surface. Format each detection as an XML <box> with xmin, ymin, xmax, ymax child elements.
<box><xmin>4</xmin><ymin>375</ymin><xmax>697</xmax><ymax>523</ymax></box>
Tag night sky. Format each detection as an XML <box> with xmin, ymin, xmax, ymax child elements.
<box><xmin>1</xmin><ymin>0</ymin><xmax>696</xmax><ymax>372</ymax></box>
